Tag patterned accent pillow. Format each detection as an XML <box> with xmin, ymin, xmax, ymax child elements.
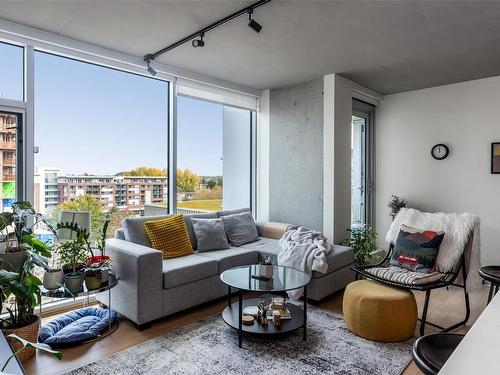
<box><xmin>144</xmin><ymin>215</ymin><xmax>194</xmax><ymax>259</ymax></box>
<box><xmin>390</xmin><ymin>224</ymin><xmax>445</xmax><ymax>273</ymax></box>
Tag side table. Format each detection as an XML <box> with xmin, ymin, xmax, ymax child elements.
<box><xmin>39</xmin><ymin>273</ymin><xmax>119</xmax><ymax>344</ymax></box>
<box><xmin>479</xmin><ymin>266</ymin><xmax>500</xmax><ymax>304</ymax></box>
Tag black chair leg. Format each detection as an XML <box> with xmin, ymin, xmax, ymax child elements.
<box><xmin>443</xmin><ymin>287</ymin><xmax>470</xmax><ymax>332</ymax></box>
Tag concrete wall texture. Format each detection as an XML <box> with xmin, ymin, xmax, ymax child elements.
<box><xmin>376</xmin><ymin>75</ymin><xmax>500</xmax><ymax>265</ymax></box>
<box><xmin>269</xmin><ymin>79</ymin><xmax>324</xmax><ymax>230</ymax></box>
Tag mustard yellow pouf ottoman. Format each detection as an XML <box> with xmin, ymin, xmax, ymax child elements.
<box><xmin>343</xmin><ymin>280</ymin><xmax>417</xmax><ymax>342</ymax></box>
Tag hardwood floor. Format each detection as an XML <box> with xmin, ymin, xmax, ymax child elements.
<box><xmin>24</xmin><ymin>285</ymin><xmax>489</xmax><ymax>375</ymax></box>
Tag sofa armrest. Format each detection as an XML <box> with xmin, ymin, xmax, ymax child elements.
<box><xmin>97</xmin><ymin>238</ymin><xmax>163</xmax><ymax>325</ymax></box>
<box><xmin>256</xmin><ymin>221</ymin><xmax>291</xmax><ymax>240</ymax></box>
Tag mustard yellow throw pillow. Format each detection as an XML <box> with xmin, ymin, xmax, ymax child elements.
<box><xmin>144</xmin><ymin>215</ymin><xmax>193</xmax><ymax>259</ymax></box>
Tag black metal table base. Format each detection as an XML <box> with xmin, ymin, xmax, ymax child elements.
<box><xmin>223</xmin><ymin>287</ymin><xmax>308</xmax><ymax>348</ymax></box>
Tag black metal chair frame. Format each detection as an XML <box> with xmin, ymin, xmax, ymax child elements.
<box><xmin>352</xmin><ymin>243</ymin><xmax>471</xmax><ymax>336</ymax></box>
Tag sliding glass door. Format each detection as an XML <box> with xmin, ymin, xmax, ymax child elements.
<box><xmin>351</xmin><ymin>99</ymin><xmax>375</xmax><ymax>228</ymax></box>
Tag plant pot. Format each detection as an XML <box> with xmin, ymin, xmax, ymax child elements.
<box><xmin>43</xmin><ymin>269</ymin><xmax>64</xmax><ymax>289</ymax></box>
<box><xmin>84</xmin><ymin>274</ymin><xmax>102</xmax><ymax>290</ymax></box>
<box><xmin>2</xmin><ymin>315</ymin><xmax>40</xmax><ymax>363</ymax></box>
<box><xmin>0</xmin><ymin>250</ymin><xmax>27</xmax><ymax>273</ymax></box>
<box><xmin>100</xmin><ymin>267</ymin><xmax>109</xmax><ymax>284</ymax></box>
<box><xmin>64</xmin><ymin>272</ymin><xmax>83</xmax><ymax>294</ymax></box>
<box><xmin>87</xmin><ymin>255</ymin><xmax>110</xmax><ymax>264</ymax></box>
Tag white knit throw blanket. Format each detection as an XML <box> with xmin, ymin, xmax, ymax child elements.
<box><xmin>387</xmin><ymin>208</ymin><xmax>481</xmax><ymax>291</ymax></box>
<box><xmin>278</xmin><ymin>226</ymin><xmax>332</xmax><ymax>300</ymax></box>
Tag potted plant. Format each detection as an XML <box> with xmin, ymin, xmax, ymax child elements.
<box><xmin>341</xmin><ymin>225</ymin><xmax>378</xmax><ymax>266</ymax></box>
<box><xmin>55</xmin><ymin>222</ymin><xmax>91</xmax><ymax>294</ymax></box>
<box><xmin>1</xmin><ymin>334</ymin><xmax>62</xmax><ymax>372</ymax></box>
<box><xmin>0</xmin><ymin>234</ymin><xmax>54</xmax><ymax>362</ymax></box>
<box><xmin>42</xmin><ymin>254</ymin><xmax>63</xmax><ymax>290</ymax></box>
<box><xmin>84</xmin><ymin>265</ymin><xmax>103</xmax><ymax>290</ymax></box>
<box><xmin>0</xmin><ymin>201</ymin><xmax>55</xmax><ymax>273</ymax></box>
<box><xmin>388</xmin><ymin>195</ymin><xmax>407</xmax><ymax>221</ymax></box>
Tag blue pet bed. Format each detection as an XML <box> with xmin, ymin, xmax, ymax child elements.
<box><xmin>38</xmin><ymin>307</ymin><xmax>117</xmax><ymax>347</ymax></box>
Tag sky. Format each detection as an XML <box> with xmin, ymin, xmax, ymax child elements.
<box><xmin>0</xmin><ymin>42</ymin><xmax>24</xmax><ymax>101</ymax></box>
<box><xmin>34</xmin><ymin>51</ymin><xmax>225</xmax><ymax>176</ymax></box>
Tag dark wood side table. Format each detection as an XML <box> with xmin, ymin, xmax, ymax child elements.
<box><xmin>478</xmin><ymin>266</ymin><xmax>500</xmax><ymax>304</ymax></box>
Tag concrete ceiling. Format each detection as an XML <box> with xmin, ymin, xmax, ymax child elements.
<box><xmin>1</xmin><ymin>0</ymin><xmax>500</xmax><ymax>94</ymax></box>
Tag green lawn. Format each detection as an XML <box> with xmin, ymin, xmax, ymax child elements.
<box><xmin>177</xmin><ymin>199</ymin><xmax>222</xmax><ymax>212</ymax></box>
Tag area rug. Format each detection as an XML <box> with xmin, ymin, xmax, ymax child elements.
<box><xmin>67</xmin><ymin>305</ymin><xmax>413</xmax><ymax>375</ymax></box>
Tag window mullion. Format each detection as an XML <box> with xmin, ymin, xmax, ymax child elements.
<box><xmin>24</xmin><ymin>45</ymin><xmax>35</xmax><ymax>204</ymax></box>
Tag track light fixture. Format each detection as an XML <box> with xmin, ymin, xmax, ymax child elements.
<box><xmin>192</xmin><ymin>33</ymin><xmax>205</xmax><ymax>48</ymax></box>
<box><xmin>248</xmin><ymin>10</ymin><xmax>262</xmax><ymax>33</ymax></box>
<box><xmin>143</xmin><ymin>0</ymin><xmax>271</xmax><ymax>73</ymax></box>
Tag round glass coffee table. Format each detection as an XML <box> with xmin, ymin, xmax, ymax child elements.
<box><xmin>220</xmin><ymin>264</ymin><xmax>311</xmax><ymax>348</ymax></box>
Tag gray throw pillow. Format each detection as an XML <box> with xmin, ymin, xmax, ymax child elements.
<box><xmin>221</xmin><ymin>212</ymin><xmax>259</xmax><ymax>246</ymax></box>
<box><xmin>192</xmin><ymin>218</ymin><xmax>230</xmax><ymax>252</ymax></box>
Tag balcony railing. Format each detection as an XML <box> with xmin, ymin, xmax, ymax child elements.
<box><xmin>143</xmin><ymin>204</ymin><xmax>211</xmax><ymax>216</ymax></box>
<box><xmin>0</xmin><ymin>142</ymin><xmax>16</xmax><ymax>150</ymax></box>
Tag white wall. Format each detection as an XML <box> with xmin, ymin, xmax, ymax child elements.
<box><xmin>375</xmin><ymin>76</ymin><xmax>500</xmax><ymax>265</ymax></box>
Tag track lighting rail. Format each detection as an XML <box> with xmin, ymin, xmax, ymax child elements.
<box><xmin>143</xmin><ymin>0</ymin><xmax>271</xmax><ymax>65</ymax></box>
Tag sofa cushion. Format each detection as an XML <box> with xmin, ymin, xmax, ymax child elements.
<box><xmin>313</xmin><ymin>245</ymin><xmax>355</xmax><ymax>279</ymax></box>
<box><xmin>144</xmin><ymin>215</ymin><xmax>194</xmax><ymax>259</ymax></box>
<box><xmin>221</xmin><ymin>212</ymin><xmax>259</xmax><ymax>246</ymax></box>
<box><xmin>162</xmin><ymin>254</ymin><xmax>218</xmax><ymax>289</ymax></box>
<box><xmin>197</xmin><ymin>248</ymin><xmax>259</xmax><ymax>273</ymax></box>
<box><xmin>192</xmin><ymin>218</ymin><xmax>229</xmax><ymax>252</ymax></box>
<box><xmin>115</xmin><ymin>228</ymin><xmax>125</xmax><ymax>240</ymax></box>
<box><xmin>123</xmin><ymin>214</ymin><xmax>173</xmax><ymax>246</ymax></box>
<box><xmin>240</xmin><ymin>237</ymin><xmax>282</xmax><ymax>264</ymax></box>
<box><xmin>217</xmin><ymin>208</ymin><xmax>250</xmax><ymax>217</ymax></box>
<box><xmin>183</xmin><ymin>213</ymin><xmax>218</xmax><ymax>250</ymax></box>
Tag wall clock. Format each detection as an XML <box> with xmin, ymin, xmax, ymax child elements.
<box><xmin>431</xmin><ymin>144</ymin><xmax>449</xmax><ymax>160</ymax></box>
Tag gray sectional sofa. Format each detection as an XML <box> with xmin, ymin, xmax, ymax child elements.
<box><xmin>97</xmin><ymin>208</ymin><xmax>355</xmax><ymax>328</ymax></box>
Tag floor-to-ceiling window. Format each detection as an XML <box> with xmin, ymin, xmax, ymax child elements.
<box><xmin>0</xmin><ymin>35</ymin><xmax>256</xmax><ymax>313</ymax></box>
<box><xmin>34</xmin><ymin>52</ymin><xmax>169</xmax><ymax>236</ymax></box>
<box><xmin>176</xmin><ymin>95</ymin><xmax>254</xmax><ymax>213</ymax></box>
<box><xmin>351</xmin><ymin>99</ymin><xmax>375</xmax><ymax>228</ymax></box>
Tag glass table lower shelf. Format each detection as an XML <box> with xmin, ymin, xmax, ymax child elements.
<box><xmin>222</xmin><ymin>296</ymin><xmax>307</xmax><ymax>348</ymax></box>
<box><xmin>38</xmin><ymin>273</ymin><xmax>119</xmax><ymax>346</ymax></box>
